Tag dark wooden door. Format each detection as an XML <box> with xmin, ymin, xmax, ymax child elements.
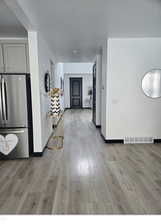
<box><xmin>70</xmin><ymin>78</ymin><xmax>82</xmax><ymax>109</ymax></box>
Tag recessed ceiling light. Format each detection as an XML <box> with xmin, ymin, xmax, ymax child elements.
<box><xmin>72</xmin><ymin>49</ymin><xmax>80</xmax><ymax>54</ymax></box>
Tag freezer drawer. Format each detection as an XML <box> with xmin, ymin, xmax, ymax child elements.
<box><xmin>0</xmin><ymin>128</ymin><xmax>29</xmax><ymax>159</ymax></box>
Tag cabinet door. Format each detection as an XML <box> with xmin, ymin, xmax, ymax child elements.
<box><xmin>0</xmin><ymin>45</ymin><xmax>4</xmax><ymax>73</ymax></box>
<box><xmin>3</xmin><ymin>44</ymin><xmax>28</xmax><ymax>73</ymax></box>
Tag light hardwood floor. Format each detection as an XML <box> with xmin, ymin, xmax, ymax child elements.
<box><xmin>1</xmin><ymin>109</ymin><xmax>161</xmax><ymax>214</ymax></box>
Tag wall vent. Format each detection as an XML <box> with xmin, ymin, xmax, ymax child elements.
<box><xmin>124</xmin><ymin>137</ymin><xmax>154</xmax><ymax>144</ymax></box>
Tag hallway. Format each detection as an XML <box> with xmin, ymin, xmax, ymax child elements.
<box><xmin>1</xmin><ymin>110</ymin><xmax>161</xmax><ymax>214</ymax></box>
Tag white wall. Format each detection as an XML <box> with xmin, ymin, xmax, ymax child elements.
<box><xmin>55</xmin><ymin>63</ymin><xmax>64</xmax><ymax>88</ymax></box>
<box><xmin>28</xmin><ymin>31</ymin><xmax>56</xmax><ymax>152</ymax></box>
<box><xmin>64</xmin><ymin>74</ymin><xmax>92</xmax><ymax>108</ymax></box>
<box><xmin>37</xmin><ymin>34</ymin><xmax>56</xmax><ymax>150</ymax></box>
<box><xmin>64</xmin><ymin>63</ymin><xmax>93</xmax><ymax>74</ymax></box>
<box><xmin>55</xmin><ymin>63</ymin><xmax>64</xmax><ymax>110</ymax></box>
<box><xmin>106</xmin><ymin>38</ymin><xmax>161</xmax><ymax>140</ymax></box>
<box><xmin>101</xmin><ymin>40</ymin><xmax>108</xmax><ymax>137</ymax></box>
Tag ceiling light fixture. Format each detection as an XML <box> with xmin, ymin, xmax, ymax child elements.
<box><xmin>72</xmin><ymin>49</ymin><xmax>80</xmax><ymax>55</ymax></box>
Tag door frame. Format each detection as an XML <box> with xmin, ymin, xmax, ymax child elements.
<box><xmin>93</xmin><ymin>62</ymin><xmax>96</xmax><ymax>125</ymax></box>
<box><xmin>70</xmin><ymin>77</ymin><xmax>83</xmax><ymax>109</ymax></box>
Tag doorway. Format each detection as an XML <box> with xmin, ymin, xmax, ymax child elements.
<box><xmin>70</xmin><ymin>78</ymin><xmax>82</xmax><ymax>109</ymax></box>
<box><xmin>92</xmin><ymin>62</ymin><xmax>96</xmax><ymax>125</ymax></box>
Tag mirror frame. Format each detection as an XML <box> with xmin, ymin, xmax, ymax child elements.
<box><xmin>141</xmin><ymin>68</ymin><xmax>161</xmax><ymax>99</ymax></box>
<box><xmin>44</xmin><ymin>72</ymin><xmax>51</xmax><ymax>93</ymax></box>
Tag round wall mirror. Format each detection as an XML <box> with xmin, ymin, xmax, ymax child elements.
<box><xmin>142</xmin><ymin>69</ymin><xmax>161</xmax><ymax>99</ymax></box>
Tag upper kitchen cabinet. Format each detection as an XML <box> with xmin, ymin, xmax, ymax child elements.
<box><xmin>0</xmin><ymin>45</ymin><xmax>4</xmax><ymax>73</ymax></box>
<box><xmin>3</xmin><ymin>44</ymin><xmax>29</xmax><ymax>73</ymax></box>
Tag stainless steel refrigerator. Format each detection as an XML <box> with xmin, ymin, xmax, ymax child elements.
<box><xmin>0</xmin><ymin>73</ymin><xmax>33</xmax><ymax>159</ymax></box>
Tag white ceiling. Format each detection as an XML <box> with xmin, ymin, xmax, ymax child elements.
<box><xmin>0</xmin><ymin>0</ymin><xmax>27</xmax><ymax>37</ymax></box>
<box><xmin>4</xmin><ymin>0</ymin><xmax>161</xmax><ymax>61</ymax></box>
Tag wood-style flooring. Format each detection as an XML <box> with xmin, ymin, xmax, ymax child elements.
<box><xmin>1</xmin><ymin>109</ymin><xmax>161</xmax><ymax>214</ymax></box>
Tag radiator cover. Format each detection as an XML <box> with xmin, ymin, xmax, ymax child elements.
<box><xmin>124</xmin><ymin>137</ymin><xmax>154</xmax><ymax>144</ymax></box>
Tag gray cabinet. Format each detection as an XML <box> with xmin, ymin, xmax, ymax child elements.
<box><xmin>3</xmin><ymin>44</ymin><xmax>28</xmax><ymax>73</ymax></box>
<box><xmin>0</xmin><ymin>43</ymin><xmax>28</xmax><ymax>73</ymax></box>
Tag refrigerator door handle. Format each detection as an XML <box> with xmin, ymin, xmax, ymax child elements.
<box><xmin>0</xmin><ymin>77</ymin><xmax>3</xmax><ymax>121</ymax></box>
<box><xmin>4</xmin><ymin>80</ymin><xmax>8</xmax><ymax>121</ymax></box>
<box><xmin>1</xmin><ymin>77</ymin><xmax>8</xmax><ymax>122</ymax></box>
